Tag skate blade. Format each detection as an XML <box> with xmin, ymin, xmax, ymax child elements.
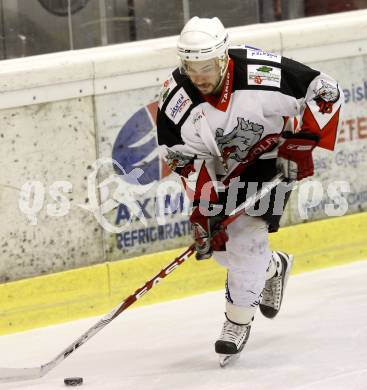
<box><xmin>284</xmin><ymin>254</ymin><xmax>294</xmax><ymax>288</ymax></box>
<box><xmin>219</xmin><ymin>353</ymin><xmax>240</xmax><ymax>368</ymax></box>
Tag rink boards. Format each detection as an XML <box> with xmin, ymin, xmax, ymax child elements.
<box><xmin>1</xmin><ymin>211</ymin><xmax>366</xmax><ymax>335</ymax></box>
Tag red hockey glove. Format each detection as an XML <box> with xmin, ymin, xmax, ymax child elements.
<box><xmin>190</xmin><ymin>206</ymin><xmax>228</xmax><ymax>260</ymax></box>
<box><xmin>277</xmin><ymin>131</ymin><xmax>320</xmax><ymax>181</ymax></box>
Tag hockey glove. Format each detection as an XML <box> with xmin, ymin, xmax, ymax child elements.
<box><xmin>276</xmin><ymin>131</ymin><xmax>320</xmax><ymax>181</ymax></box>
<box><xmin>190</xmin><ymin>206</ymin><xmax>228</xmax><ymax>260</ymax></box>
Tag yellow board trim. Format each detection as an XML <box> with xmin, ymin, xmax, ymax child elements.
<box><xmin>1</xmin><ymin>212</ymin><xmax>367</xmax><ymax>335</ymax></box>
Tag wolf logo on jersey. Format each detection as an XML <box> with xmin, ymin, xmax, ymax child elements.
<box><xmin>166</xmin><ymin>149</ymin><xmax>195</xmax><ymax>177</ymax></box>
<box><xmin>313</xmin><ymin>80</ymin><xmax>340</xmax><ymax>114</ymax></box>
<box><xmin>216</xmin><ymin>118</ymin><xmax>264</xmax><ymax>163</ymax></box>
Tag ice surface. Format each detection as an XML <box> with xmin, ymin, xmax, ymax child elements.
<box><xmin>1</xmin><ymin>260</ymin><xmax>367</xmax><ymax>390</ymax></box>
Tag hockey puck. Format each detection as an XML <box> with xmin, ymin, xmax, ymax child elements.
<box><xmin>64</xmin><ymin>377</ymin><xmax>83</xmax><ymax>386</ymax></box>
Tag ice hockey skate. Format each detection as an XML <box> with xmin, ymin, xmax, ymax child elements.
<box><xmin>215</xmin><ymin>319</ymin><xmax>251</xmax><ymax>367</ymax></box>
<box><xmin>260</xmin><ymin>251</ymin><xmax>294</xmax><ymax>319</ymax></box>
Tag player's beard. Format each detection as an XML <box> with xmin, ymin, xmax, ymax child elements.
<box><xmin>194</xmin><ymin>74</ymin><xmax>223</xmax><ymax>96</ymax></box>
<box><xmin>195</xmin><ymin>83</ymin><xmax>215</xmax><ymax>95</ymax></box>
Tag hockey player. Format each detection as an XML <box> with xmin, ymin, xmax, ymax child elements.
<box><xmin>156</xmin><ymin>16</ymin><xmax>343</xmax><ymax>366</ymax></box>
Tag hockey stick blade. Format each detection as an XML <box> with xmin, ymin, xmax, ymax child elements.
<box><xmin>0</xmin><ymin>366</ymin><xmax>47</xmax><ymax>382</ymax></box>
<box><xmin>0</xmin><ymin>174</ymin><xmax>285</xmax><ymax>383</ymax></box>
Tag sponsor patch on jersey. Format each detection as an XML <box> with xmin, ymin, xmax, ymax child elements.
<box><xmin>192</xmin><ymin>109</ymin><xmax>205</xmax><ymax>125</ymax></box>
<box><xmin>247</xmin><ymin>64</ymin><xmax>281</xmax><ymax>88</ymax></box>
<box><xmin>247</xmin><ymin>49</ymin><xmax>282</xmax><ymax>63</ymax></box>
<box><xmin>165</xmin><ymin>88</ymin><xmax>192</xmax><ymax>124</ymax></box>
<box><xmin>158</xmin><ymin>76</ymin><xmax>177</xmax><ymax>109</ymax></box>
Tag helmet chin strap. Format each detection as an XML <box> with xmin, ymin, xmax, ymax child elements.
<box><xmin>212</xmin><ymin>56</ymin><xmax>229</xmax><ymax>95</ymax></box>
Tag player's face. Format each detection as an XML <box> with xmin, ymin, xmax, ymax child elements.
<box><xmin>183</xmin><ymin>59</ymin><xmax>221</xmax><ymax>95</ymax></box>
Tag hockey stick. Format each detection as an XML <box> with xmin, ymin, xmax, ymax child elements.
<box><xmin>0</xmin><ymin>173</ymin><xmax>284</xmax><ymax>383</ymax></box>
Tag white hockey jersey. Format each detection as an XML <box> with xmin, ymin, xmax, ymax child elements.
<box><xmin>157</xmin><ymin>47</ymin><xmax>344</xmax><ymax>202</ymax></box>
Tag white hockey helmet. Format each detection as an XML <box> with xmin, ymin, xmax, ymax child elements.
<box><xmin>177</xmin><ymin>16</ymin><xmax>229</xmax><ymax>62</ymax></box>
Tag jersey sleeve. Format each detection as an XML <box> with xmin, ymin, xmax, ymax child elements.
<box><xmin>281</xmin><ymin>57</ymin><xmax>344</xmax><ymax>150</ymax></box>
